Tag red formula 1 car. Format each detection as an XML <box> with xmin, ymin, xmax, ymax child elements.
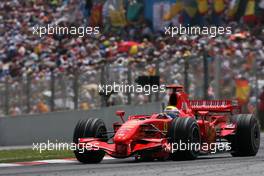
<box><xmin>73</xmin><ymin>85</ymin><xmax>260</xmax><ymax>163</ymax></box>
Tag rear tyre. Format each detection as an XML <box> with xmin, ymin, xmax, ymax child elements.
<box><xmin>73</xmin><ymin>118</ymin><xmax>107</xmax><ymax>163</ymax></box>
<box><xmin>231</xmin><ymin>114</ymin><xmax>260</xmax><ymax>157</ymax></box>
<box><xmin>168</xmin><ymin>117</ymin><xmax>201</xmax><ymax>160</ymax></box>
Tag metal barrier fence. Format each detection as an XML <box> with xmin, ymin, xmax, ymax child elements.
<box><xmin>0</xmin><ymin>52</ymin><xmax>262</xmax><ymax>117</ymax></box>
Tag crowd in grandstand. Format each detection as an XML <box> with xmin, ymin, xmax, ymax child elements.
<box><xmin>0</xmin><ymin>0</ymin><xmax>264</xmax><ymax>117</ymax></box>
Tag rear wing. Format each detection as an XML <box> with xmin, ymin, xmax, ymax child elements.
<box><xmin>189</xmin><ymin>100</ymin><xmax>241</xmax><ymax>114</ymax></box>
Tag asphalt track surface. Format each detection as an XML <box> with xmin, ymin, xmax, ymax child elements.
<box><xmin>1</xmin><ymin>134</ymin><xmax>264</xmax><ymax>176</ymax></box>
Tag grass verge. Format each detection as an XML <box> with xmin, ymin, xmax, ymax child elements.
<box><xmin>0</xmin><ymin>149</ymin><xmax>74</xmax><ymax>163</ymax></box>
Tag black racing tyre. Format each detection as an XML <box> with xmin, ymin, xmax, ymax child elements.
<box><xmin>168</xmin><ymin>117</ymin><xmax>201</xmax><ymax>160</ymax></box>
<box><xmin>231</xmin><ymin>114</ymin><xmax>260</xmax><ymax>157</ymax></box>
<box><xmin>73</xmin><ymin>118</ymin><xmax>107</xmax><ymax>163</ymax></box>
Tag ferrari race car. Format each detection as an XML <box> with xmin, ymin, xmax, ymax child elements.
<box><xmin>73</xmin><ymin>85</ymin><xmax>260</xmax><ymax>163</ymax></box>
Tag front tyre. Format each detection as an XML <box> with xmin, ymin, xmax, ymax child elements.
<box><xmin>168</xmin><ymin>117</ymin><xmax>201</xmax><ymax>160</ymax></box>
<box><xmin>231</xmin><ymin>114</ymin><xmax>260</xmax><ymax>157</ymax></box>
<box><xmin>73</xmin><ymin>118</ymin><xmax>107</xmax><ymax>163</ymax></box>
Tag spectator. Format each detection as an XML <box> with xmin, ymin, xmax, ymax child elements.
<box><xmin>37</xmin><ymin>101</ymin><xmax>49</xmax><ymax>113</ymax></box>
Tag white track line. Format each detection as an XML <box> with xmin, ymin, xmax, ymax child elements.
<box><xmin>0</xmin><ymin>163</ymin><xmax>22</xmax><ymax>167</ymax></box>
<box><xmin>0</xmin><ymin>156</ymin><xmax>115</xmax><ymax>168</ymax></box>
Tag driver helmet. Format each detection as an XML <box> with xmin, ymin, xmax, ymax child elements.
<box><xmin>164</xmin><ymin>106</ymin><xmax>179</xmax><ymax>118</ymax></box>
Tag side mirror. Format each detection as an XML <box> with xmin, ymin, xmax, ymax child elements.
<box><xmin>116</xmin><ymin>110</ymin><xmax>125</xmax><ymax>123</ymax></box>
<box><xmin>116</xmin><ymin>110</ymin><xmax>125</xmax><ymax>117</ymax></box>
